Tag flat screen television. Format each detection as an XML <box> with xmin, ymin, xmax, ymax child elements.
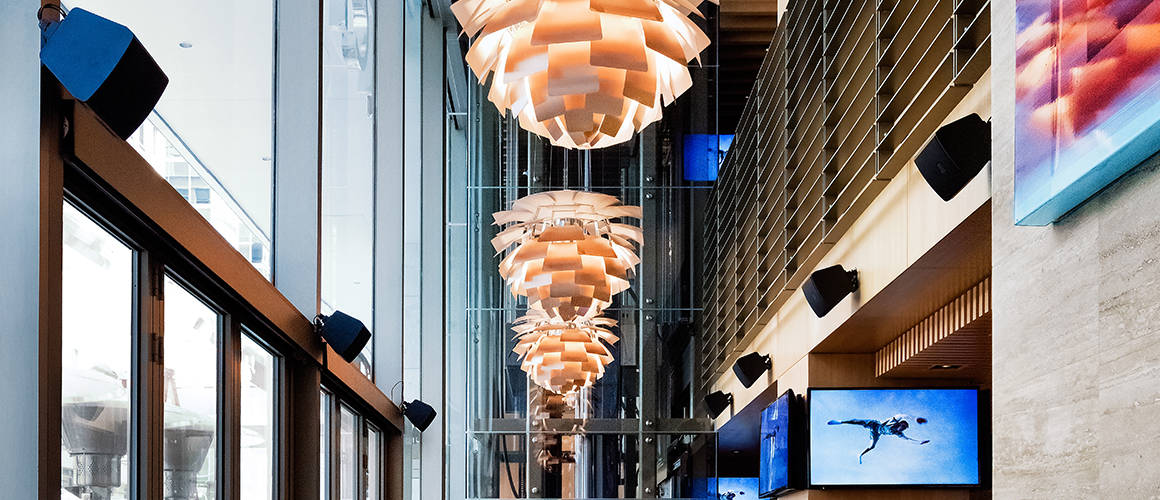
<box><xmin>807</xmin><ymin>388</ymin><xmax>981</xmax><ymax>488</ymax></box>
<box><xmin>713</xmin><ymin>477</ymin><xmax>758</xmax><ymax>500</ymax></box>
<box><xmin>758</xmin><ymin>390</ymin><xmax>803</xmax><ymax>497</ymax></box>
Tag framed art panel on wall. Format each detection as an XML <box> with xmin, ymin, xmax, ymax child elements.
<box><xmin>1015</xmin><ymin>0</ymin><xmax>1160</xmax><ymax>225</ymax></box>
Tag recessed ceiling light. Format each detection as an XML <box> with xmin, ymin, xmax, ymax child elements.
<box><xmin>179</xmin><ymin>41</ymin><xmax>193</xmax><ymax>49</ymax></box>
<box><xmin>731</xmin><ymin>450</ymin><xmax>741</xmax><ymax>455</ymax></box>
<box><xmin>930</xmin><ymin>364</ymin><xmax>962</xmax><ymax>371</ymax></box>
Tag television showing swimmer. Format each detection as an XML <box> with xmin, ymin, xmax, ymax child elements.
<box><xmin>808</xmin><ymin>388</ymin><xmax>981</xmax><ymax>487</ymax></box>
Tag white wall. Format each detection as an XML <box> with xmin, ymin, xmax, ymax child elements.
<box><xmin>0</xmin><ymin>0</ymin><xmax>42</xmax><ymax>495</ymax></box>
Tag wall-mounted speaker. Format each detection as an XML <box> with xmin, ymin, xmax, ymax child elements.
<box><xmin>802</xmin><ymin>265</ymin><xmax>859</xmax><ymax>318</ymax></box>
<box><xmin>316</xmin><ymin>310</ymin><xmax>372</xmax><ymax>363</ymax></box>
<box><xmin>40</xmin><ymin>8</ymin><xmax>168</xmax><ymax>139</ymax></box>
<box><xmin>402</xmin><ymin>400</ymin><xmax>437</xmax><ymax>432</ymax></box>
<box><xmin>915</xmin><ymin>113</ymin><xmax>991</xmax><ymax>201</ymax></box>
<box><xmin>705</xmin><ymin>391</ymin><xmax>733</xmax><ymax>419</ymax></box>
<box><xmin>732</xmin><ymin>352</ymin><xmax>771</xmax><ymax>388</ymax></box>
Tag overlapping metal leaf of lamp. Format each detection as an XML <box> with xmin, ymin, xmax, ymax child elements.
<box><xmin>494</xmin><ymin>190</ymin><xmax>641</xmax><ymax>398</ymax></box>
<box><xmin>450</xmin><ymin>0</ymin><xmax>715</xmax><ymax>149</ymax></box>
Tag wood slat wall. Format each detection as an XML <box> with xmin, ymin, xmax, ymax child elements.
<box><xmin>699</xmin><ymin>0</ymin><xmax>991</xmax><ymax>393</ymax></box>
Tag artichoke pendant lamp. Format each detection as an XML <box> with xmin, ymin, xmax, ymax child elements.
<box><xmin>450</xmin><ymin>0</ymin><xmax>716</xmax><ymax>149</ymax></box>
<box><xmin>492</xmin><ymin>190</ymin><xmax>643</xmax><ymax>321</ymax></box>
<box><xmin>511</xmin><ymin>311</ymin><xmax>620</xmax><ymax>397</ymax></box>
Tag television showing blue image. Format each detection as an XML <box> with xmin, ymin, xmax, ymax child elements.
<box><xmin>683</xmin><ymin>134</ymin><xmax>734</xmax><ymax>181</ymax></box>
<box><xmin>758</xmin><ymin>391</ymin><xmax>791</xmax><ymax>496</ymax></box>
<box><xmin>808</xmin><ymin>388</ymin><xmax>980</xmax><ymax>487</ymax></box>
<box><xmin>713</xmin><ymin>477</ymin><xmax>758</xmax><ymax>500</ymax></box>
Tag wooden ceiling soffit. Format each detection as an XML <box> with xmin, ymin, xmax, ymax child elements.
<box><xmin>875</xmin><ymin>276</ymin><xmax>991</xmax><ymax>381</ymax></box>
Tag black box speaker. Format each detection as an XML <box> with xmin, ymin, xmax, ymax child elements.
<box><xmin>732</xmin><ymin>352</ymin><xmax>771</xmax><ymax>388</ymax></box>
<box><xmin>40</xmin><ymin>8</ymin><xmax>168</xmax><ymax>139</ymax></box>
<box><xmin>318</xmin><ymin>310</ymin><xmax>371</xmax><ymax>362</ymax></box>
<box><xmin>802</xmin><ymin>265</ymin><xmax>858</xmax><ymax>318</ymax></box>
<box><xmin>403</xmin><ymin>400</ymin><xmax>437</xmax><ymax>432</ymax></box>
<box><xmin>915</xmin><ymin>113</ymin><xmax>991</xmax><ymax>201</ymax></box>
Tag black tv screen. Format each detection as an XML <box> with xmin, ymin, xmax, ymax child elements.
<box><xmin>758</xmin><ymin>390</ymin><xmax>797</xmax><ymax>497</ymax></box>
<box><xmin>808</xmin><ymin>388</ymin><xmax>981</xmax><ymax>487</ymax></box>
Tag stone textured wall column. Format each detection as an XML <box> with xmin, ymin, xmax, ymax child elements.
<box><xmin>993</xmin><ymin>0</ymin><xmax>1160</xmax><ymax>495</ymax></box>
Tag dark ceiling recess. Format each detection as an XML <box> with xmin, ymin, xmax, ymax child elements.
<box><xmin>716</xmin><ymin>0</ymin><xmax>778</xmax><ymax>134</ymax></box>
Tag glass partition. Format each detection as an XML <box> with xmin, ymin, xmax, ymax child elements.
<box><xmin>68</xmin><ymin>0</ymin><xmax>276</xmax><ymax>278</ymax></box>
<box><xmin>456</xmin><ymin>25</ymin><xmax>718</xmax><ymax>493</ymax></box>
<box><xmin>61</xmin><ymin>202</ymin><xmax>134</xmax><ymax>500</ymax></box>
<box><xmin>321</xmin><ymin>0</ymin><xmax>376</xmax><ymax>377</ymax></box>
<box><xmin>163</xmin><ymin>276</ymin><xmax>221</xmax><ymax>499</ymax></box>
<box><xmin>129</xmin><ymin>116</ymin><xmax>272</xmax><ymax>277</ymax></box>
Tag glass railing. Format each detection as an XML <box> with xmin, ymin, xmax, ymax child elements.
<box><xmin>127</xmin><ymin>112</ymin><xmax>272</xmax><ymax>278</ymax></box>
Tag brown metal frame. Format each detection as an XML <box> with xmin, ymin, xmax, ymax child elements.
<box><xmin>41</xmin><ymin>87</ymin><xmax>405</xmax><ymax>500</ymax></box>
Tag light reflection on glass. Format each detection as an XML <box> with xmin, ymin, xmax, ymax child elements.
<box><xmin>163</xmin><ymin>277</ymin><xmax>219</xmax><ymax>500</ymax></box>
<box><xmin>128</xmin><ymin>116</ymin><xmax>272</xmax><ymax>278</ymax></box>
<box><xmin>67</xmin><ymin>0</ymin><xmax>276</xmax><ymax>279</ymax></box>
<box><xmin>339</xmin><ymin>406</ymin><xmax>357</xmax><ymax>500</ymax></box>
<box><xmin>366</xmin><ymin>425</ymin><xmax>380</xmax><ymax>500</ymax></box>
<box><xmin>322</xmin><ymin>0</ymin><xmax>376</xmax><ymax>378</ymax></box>
<box><xmin>61</xmin><ymin>202</ymin><xmax>133</xmax><ymax>500</ymax></box>
<box><xmin>241</xmin><ymin>334</ymin><xmax>276</xmax><ymax>499</ymax></box>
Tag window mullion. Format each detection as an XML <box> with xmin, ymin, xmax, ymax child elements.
<box><xmin>135</xmin><ymin>252</ymin><xmax>165</xmax><ymax>500</ymax></box>
<box><xmin>220</xmin><ymin>315</ymin><xmax>243</xmax><ymax>500</ymax></box>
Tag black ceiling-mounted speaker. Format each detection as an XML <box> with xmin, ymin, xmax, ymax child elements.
<box><xmin>802</xmin><ymin>265</ymin><xmax>859</xmax><ymax>318</ymax></box>
<box><xmin>915</xmin><ymin>113</ymin><xmax>992</xmax><ymax>201</ymax></box>
<box><xmin>315</xmin><ymin>310</ymin><xmax>371</xmax><ymax>363</ymax></box>
<box><xmin>401</xmin><ymin>400</ymin><xmax>437</xmax><ymax>432</ymax></box>
<box><xmin>732</xmin><ymin>352</ymin><xmax>772</xmax><ymax>389</ymax></box>
<box><xmin>704</xmin><ymin>391</ymin><xmax>734</xmax><ymax>419</ymax></box>
<box><xmin>39</xmin><ymin>7</ymin><xmax>168</xmax><ymax>139</ymax></box>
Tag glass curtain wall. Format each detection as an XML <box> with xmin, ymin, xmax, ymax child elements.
<box><xmin>67</xmin><ymin>0</ymin><xmax>276</xmax><ymax>277</ymax></box>
<box><xmin>455</xmin><ymin>2</ymin><xmax>723</xmax><ymax>489</ymax></box>
<box><xmin>322</xmin><ymin>0</ymin><xmax>377</xmax><ymax>377</ymax></box>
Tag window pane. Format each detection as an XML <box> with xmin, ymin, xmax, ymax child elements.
<box><xmin>163</xmin><ymin>277</ymin><xmax>219</xmax><ymax>499</ymax></box>
<box><xmin>241</xmin><ymin>334</ymin><xmax>276</xmax><ymax>499</ymax></box>
<box><xmin>70</xmin><ymin>0</ymin><xmax>276</xmax><ymax>278</ymax></box>
<box><xmin>340</xmin><ymin>406</ymin><xmax>357</xmax><ymax>500</ymax></box>
<box><xmin>366</xmin><ymin>425</ymin><xmax>381</xmax><ymax>500</ymax></box>
<box><xmin>322</xmin><ymin>0</ymin><xmax>376</xmax><ymax>377</ymax></box>
<box><xmin>61</xmin><ymin>203</ymin><xmax>133</xmax><ymax>500</ymax></box>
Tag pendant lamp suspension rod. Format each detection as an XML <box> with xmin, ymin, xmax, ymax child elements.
<box><xmin>583</xmin><ymin>150</ymin><xmax>592</xmax><ymax>190</ymax></box>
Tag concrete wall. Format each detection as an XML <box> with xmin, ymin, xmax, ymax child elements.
<box><xmin>992</xmin><ymin>0</ymin><xmax>1160</xmax><ymax>496</ymax></box>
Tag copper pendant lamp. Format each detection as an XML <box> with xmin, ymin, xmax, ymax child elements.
<box><xmin>450</xmin><ymin>0</ymin><xmax>715</xmax><ymax>149</ymax></box>
<box><xmin>492</xmin><ymin>190</ymin><xmax>642</xmax><ymax>321</ymax></box>
<box><xmin>511</xmin><ymin>311</ymin><xmax>620</xmax><ymax>396</ymax></box>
